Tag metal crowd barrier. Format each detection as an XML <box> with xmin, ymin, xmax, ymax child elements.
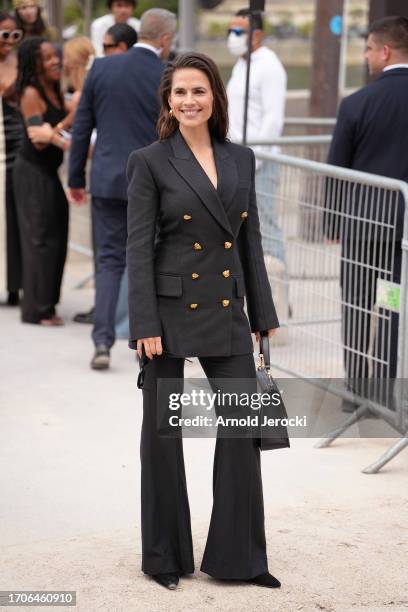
<box><xmin>248</xmin><ymin>135</ymin><xmax>332</xmax><ymax>163</ymax></box>
<box><xmin>284</xmin><ymin>117</ymin><xmax>336</xmax><ymax>128</ymax></box>
<box><xmin>254</xmin><ymin>151</ymin><xmax>408</xmax><ymax>473</ymax></box>
<box><xmin>283</xmin><ymin>116</ymin><xmax>336</xmax><ymax>137</ymax></box>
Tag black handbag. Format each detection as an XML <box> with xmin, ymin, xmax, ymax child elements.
<box><xmin>256</xmin><ymin>333</ymin><xmax>290</xmax><ymax>451</ymax></box>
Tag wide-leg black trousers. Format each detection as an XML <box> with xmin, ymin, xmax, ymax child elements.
<box><xmin>5</xmin><ymin>168</ymin><xmax>22</xmax><ymax>293</ymax></box>
<box><xmin>13</xmin><ymin>156</ymin><xmax>68</xmax><ymax>323</ymax></box>
<box><xmin>140</xmin><ymin>351</ymin><xmax>269</xmax><ymax>580</ymax></box>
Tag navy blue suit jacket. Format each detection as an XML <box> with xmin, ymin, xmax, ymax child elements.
<box><xmin>327</xmin><ymin>67</ymin><xmax>408</xmax><ymax>240</ymax></box>
<box><xmin>68</xmin><ymin>47</ymin><xmax>165</xmax><ymax>201</ymax></box>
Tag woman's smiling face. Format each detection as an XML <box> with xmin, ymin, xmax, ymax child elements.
<box><xmin>168</xmin><ymin>68</ymin><xmax>214</xmax><ymax>130</ymax></box>
<box><xmin>0</xmin><ymin>18</ymin><xmax>18</xmax><ymax>60</ymax></box>
<box><xmin>40</xmin><ymin>41</ymin><xmax>61</xmax><ymax>82</ymax></box>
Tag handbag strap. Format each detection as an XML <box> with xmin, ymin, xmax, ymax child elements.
<box><xmin>259</xmin><ymin>331</ymin><xmax>270</xmax><ymax>369</ymax></box>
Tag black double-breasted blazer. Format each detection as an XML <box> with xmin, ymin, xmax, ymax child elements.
<box><xmin>126</xmin><ymin>129</ymin><xmax>279</xmax><ymax>357</ymax></box>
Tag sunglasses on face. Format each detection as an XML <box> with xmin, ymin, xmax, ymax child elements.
<box><xmin>0</xmin><ymin>29</ymin><xmax>23</xmax><ymax>43</ymax></box>
<box><xmin>227</xmin><ymin>27</ymin><xmax>248</xmax><ymax>36</ymax></box>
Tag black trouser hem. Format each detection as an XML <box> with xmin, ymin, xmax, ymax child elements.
<box><xmin>200</xmin><ymin>558</ymin><xmax>268</xmax><ymax>580</ymax></box>
<box><xmin>142</xmin><ymin>555</ymin><xmax>195</xmax><ymax>576</ymax></box>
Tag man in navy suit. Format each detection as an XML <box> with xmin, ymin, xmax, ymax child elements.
<box><xmin>327</xmin><ymin>16</ymin><xmax>408</xmax><ymax>407</ymax></box>
<box><xmin>68</xmin><ymin>8</ymin><xmax>177</xmax><ymax>370</ymax></box>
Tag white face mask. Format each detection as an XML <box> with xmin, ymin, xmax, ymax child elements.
<box><xmin>227</xmin><ymin>31</ymin><xmax>248</xmax><ymax>58</ymax></box>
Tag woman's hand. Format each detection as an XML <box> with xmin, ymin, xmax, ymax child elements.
<box><xmin>27</xmin><ymin>123</ymin><xmax>54</xmax><ymax>144</ymax></box>
<box><xmin>137</xmin><ymin>337</ymin><xmax>163</xmax><ymax>360</ymax></box>
<box><xmin>255</xmin><ymin>329</ymin><xmax>278</xmax><ymax>343</ymax></box>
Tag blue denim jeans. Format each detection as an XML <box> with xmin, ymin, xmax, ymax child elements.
<box><xmin>255</xmin><ymin>160</ymin><xmax>287</xmax><ymax>268</ymax></box>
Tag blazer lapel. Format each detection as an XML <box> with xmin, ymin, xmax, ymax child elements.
<box><xmin>169</xmin><ymin>130</ymin><xmax>234</xmax><ymax>235</ymax></box>
<box><xmin>213</xmin><ymin>138</ymin><xmax>239</xmax><ymax>215</ymax></box>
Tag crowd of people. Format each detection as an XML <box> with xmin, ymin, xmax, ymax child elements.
<box><xmin>0</xmin><ymin>1</ymin><xmax>140</xmax><ymax>320</ymax></box>
<box><xmin>0</xmin><ymin>0</ymin><xmax>287</xmax><ymax>369</ymax></box>
<box><xmin>0</xmin><ymin>0</ymin><xmax>61</xmax><ymax>309</ymax></box>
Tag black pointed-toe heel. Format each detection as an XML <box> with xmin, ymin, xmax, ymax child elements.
<box><xmin>151</xmin><ymin>573</ymin><xmax>179</xmax><ymax>590</ymax></box>
<box><xmin>247</xmin><ymin>572</ymin><xmax>281</xmax><ymax>588</ymax></box>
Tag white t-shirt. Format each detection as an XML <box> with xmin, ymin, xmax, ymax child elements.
<box><xmin>91</xmin><ymin>13</ymin><xmax>140</xmax><ymax>56</ymax></box>
<box><xmin>227</xmin><ymin>45</ymin><xmax>287</xmax><ymax>157</ymax></box>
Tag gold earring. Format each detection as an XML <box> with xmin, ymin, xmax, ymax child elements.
<box><xmin>169</xmin><ymin>108</ymin><xmax>174</xmax><ymax>116</ymax></box>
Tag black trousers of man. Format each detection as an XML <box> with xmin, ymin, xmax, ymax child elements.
<box><xmin>341</xmin><ymin>239</ymin><xmax>401</xmax><ymax>407</ymax></box>
<box><xmin>140</xmin><ymin>352</ymin><xmax>268</xmax><ymax>580</ymax></box>
<box><xmin>91</xmin><ymin>197</ymin><xmax>127</xmax><ymax>348</ymax></box>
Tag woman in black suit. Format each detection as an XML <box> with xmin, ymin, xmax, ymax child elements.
<box><xmin>127</xmin><ymin>52</ymin><xmax>280</xmax><ymax>591</ymax></box>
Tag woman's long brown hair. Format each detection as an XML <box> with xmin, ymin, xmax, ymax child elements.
<box><xmin>157</xmin><ymin>52</ymin><xmax>229</xmax><ymax>141</ymax></box>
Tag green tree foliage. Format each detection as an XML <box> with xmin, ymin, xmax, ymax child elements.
<box><xmin>297</xmin><ymin>21</ymin><xmax>314</xmax><ymax>39</ymax></box>
<box><xmin>134</xmin><ymin>0</ymin><xmax>178</xmax><ymax>18</ymax></box>
<box><xmin>64</xmin><ymin>2</ymin><xmax>83</xmax><ymax>24</ymax></box>
<box><xmin>62</xmin><ymin>0</ymin><xmax>179</xmax><ymax>29</ymax></box>
<box><xmin>207</xmin><ymin>20</ymin><xmax>228</xmax><ymax>39</ymax></box>
<box><xmin>92</xmin><ymin>0</ymin><xmax>178</xmax><ymax>18</ymax></box>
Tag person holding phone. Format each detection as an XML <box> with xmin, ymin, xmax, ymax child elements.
<box><xmin>127</xmin><ymin>52</ymin><xmax>281</xmax><ymax>591</ymax></box>
<box><xmin>13</xmin><ymin>37</ymin><xmax>70</xmax><ymax>326</ymax></box>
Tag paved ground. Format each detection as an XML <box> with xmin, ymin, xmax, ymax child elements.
<box><xmin>1</xmin><ymin>256</ymin><xmax>408</xmax><ymax>612</ymax></box>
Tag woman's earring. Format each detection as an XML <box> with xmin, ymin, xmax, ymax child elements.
<box><xmin>169</xmin><ymin>108</ymin><xmax>174</xmax><ymax>116</ymax></box>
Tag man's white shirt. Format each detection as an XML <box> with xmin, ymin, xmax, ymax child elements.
<box><xmin>383</xmin><ymin>63</ymin><xmax>408</xmax><ymax>71</ymax></box>
<box><xmin>227</xmin><ymin>45</ymin><xmax>287</xmax><ymax>160</ymax></box>
<box><xmin>133</xmin><ymin>42</ymin><xmax>161</xmax><ymax>57</ymax></box>
<box><xmin>91</xmin><ymin>13</ymin><xmax>140</xmax><ymax>56</ymax></box>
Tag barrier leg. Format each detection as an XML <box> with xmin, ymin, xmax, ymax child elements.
<box><xmin>314</xmin><ymin>403</ymin><xmax>371</xmax><ymax>448</ymax></box>
<box><xmin>362</xmin><ymin>435</ymin><xmax>408</xmax><ymax>474</ymax></box>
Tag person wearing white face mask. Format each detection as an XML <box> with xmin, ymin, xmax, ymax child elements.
<box><xmin>227</xmin><ymin>9</ymin><xmax>289</xmax><ymax>326</ymax></box>
<box><xmin>227</xmin><ymin>9</ymin><xmax>288</xmax><ymax>326</ymax></box>
<box><xmin>226</xmin><ymin>9</ymin><xmax>287</xmax><ymax>152</ymax></box>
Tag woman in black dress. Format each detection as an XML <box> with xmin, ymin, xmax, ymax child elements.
<box><xmin>127</xmin><ymin>53</ymin><xmax>281</xmax><ymax>591</ymax></box>
<box><xmin>0</xmin><ymin>11</ymin><xmax>24</xmax><ymax>305</ymax></box>
<box><xmin>14</xmin><ymin>37</ymin><xmax>70</xmax><ymax>326</ymax></box>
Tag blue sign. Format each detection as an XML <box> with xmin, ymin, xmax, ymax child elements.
<box><xmin>330</xmin><ymin>15</ymin><xmax>343</xmax><ymax>36</ymax></box>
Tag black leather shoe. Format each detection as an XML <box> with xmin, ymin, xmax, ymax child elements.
<box><xmin>151</xmin><ymin>573</ymin><xmax>179</xmax><ymax>590</ymax></box>
<box><xmin>246</xmin><ymin>572</ymin><xmax>281</xmax><ymax>588</ymax></box>
<box><xmin>91</xmin><ymin>345</ymin><xmax>110</xmax><ymax>370</ymax></box>
<box><xmin>73</xmin><ymin>307</ymin><xmax>95</xmax><ymax>324</ymax></box>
